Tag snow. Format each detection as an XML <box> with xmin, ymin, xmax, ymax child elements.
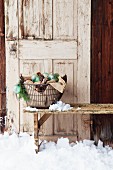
<box><xmin>25</xmin><ymin>101</ymin><xmax>73</xmax><ymax>112</ymax></box>
<box><xmin>49</xmin><ymin>101</ymin><xmax>73</xmax><ymax>111</ymax></box>
<box><xmin>76</xmin><ymin>107</ymin><xmax>81</xmax><ymax>111</ymax></box>
<box><xmin>0</xmin><ymin>133</ymin><xmax>113</xmax><ymax>170</ymax></box>
<box><xmin>25</xmin><ymin>106</ymin><xmax>38</xmax><ymax>112</ymax></box>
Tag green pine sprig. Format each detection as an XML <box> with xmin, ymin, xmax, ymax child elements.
<box><xmin>18</xmin><ymin>75</ymin><xmax>30</xmax><ymax>101</ymax></box>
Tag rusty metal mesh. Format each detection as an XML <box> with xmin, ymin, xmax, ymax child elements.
<box><xmin>24</xmin><ymin>83</ymin><xmax>62</xmax><ymax>109</ymax></box>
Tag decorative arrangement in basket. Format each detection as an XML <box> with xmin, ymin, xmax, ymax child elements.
<box><xmin>14</xmin><ymin>72</ymin><xmax>67</xmax><ymax>109</ymax></box>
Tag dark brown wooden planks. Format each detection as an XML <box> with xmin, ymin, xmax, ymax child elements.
<box><xmin>91</xmin><ymin>0</ymin><xmax>113</xmax><ymax>103</ymax></box>
<box><xmin>91</xmin><ymin>0</ymin><xmax>113</xmax><ymax>144</ymax></box>
<box><xmin>91</xmin><ymin>0</ymin><xmax>103</xmax><ymax>103</ymax></box>
<box><xmin>0</xmin><ymin>0</ymin><xmax>6</xmax><ymax>118</ymax></box>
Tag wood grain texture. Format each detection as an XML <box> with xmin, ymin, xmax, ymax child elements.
<box><xmin>91</xmin><ymin>0</ymin><xmax>113</xmax><ymax>144</ymax></box>
<box><xmin>53</xmin><ymin>0</ymin><xmax>77</xmax><ymax>40</ymax></box>
<box><xmin>39</xmin><ymin>135</ymin><xmax>77</xmax><ymax>142</ymax></box>
<box><xmin>5</xmin><ymin>0</ymin><xmax>91</xmax><ymax>141</ymax></box>
<box><xmin>77</xmin><ymin>0</ymin><xmax>91</xmax><ymax>140</ymax></box>
<box><xmin>19</xmin><ymin>0</ymin><xmax>52</xmax><ymax>39</ymax></box>
<box><xmin>44</xmin><ymin>0</ymin><xmax>53</xmax><ymax>39</ymax></box>
<box><xmin>34</xmin><ymin>113</ymin><xmax>38</xmax><ymax>138</ymax></box>
<box><xmin>24</xmin><ymin>103</ymin><xmax>113</xmax><ymax>114</ymax></box>
<box><xmin>53</xmin><ymin>60</ymin><xmax>77</xmax><ymax>135</ymax></box>
<box><xmin>5</xmin><ymin>1</ymin><xmax>19</xmax><ymax>131</ymax></box>
<box><xmin>91</xmin><ymin>0</ymin><xmax>113</xmax><ymax>103</ymax></box>
<box><xmin>0</xmin><ymin>0</ymin><xmax>6</xmax><ymax>119</ymax></box>
<box><xmin>18</xmin><ymin>40</ymin><xmax>77</xmax><ymax>60</ymax></box>
<box><xmin>5</xmin><ymin>0</ymin><xmax>18</xmax><ymax>40</ymax></box>
<box><xmin>77</xmin><ymin>0</ymin><xmax>91</xmax><ymax>103</ymax></box>
<box><xmin>6</xmin><ymin>41</ymin><xmax>20</xmax><ymax>132</ymax></box>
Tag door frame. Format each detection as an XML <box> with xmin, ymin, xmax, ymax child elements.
<box><xmin>0</xmin><ymin>0</ymin><xmax>6</xmax><ymax>131</ymax></box>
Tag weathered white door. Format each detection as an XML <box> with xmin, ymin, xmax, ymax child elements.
<box><xmin>5</xmin><ymin>0</ymin><xmax>91</xmax><ymax>140</ymax></box>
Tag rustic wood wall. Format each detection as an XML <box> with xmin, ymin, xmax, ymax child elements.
<box><xmin>91</xmin><ymin>0</ymin><xmax>113</xmax><ymax>103</ymax></box>
<box><xmin>91</xmin><ymin>0</ymin><xmax>113</xmax><ymax>144</ymax></box>
<box><xmin>5</xmin><ymin>0</ymin><xmax>91</xmax><ymax>140</ymax></box>
<box><xmin>0</xmin><ymin>0</ymin><xmax>6</xmax><ymax>119</ymax></box>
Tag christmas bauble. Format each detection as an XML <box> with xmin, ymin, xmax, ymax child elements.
<box><xmin>14</xmin><ymin>84</ymin><xmax>21</xmax><ymax>94</ymax></box>
<box><xmin>31</xmin><ymin>74</ymin><xmax>37</xmax><ymax>82</ymax></box>
<box><xmin>53</xmin><ymin>73</ymin><xmax>59</xmax><ymax>82</ymax></box>
<box><xmin>43</xmin><ymin>72</ymin><xmax>49</xmax><ymax>78</ymax></box>
<box><xmin>35</xmin><ymin>76</ymin><xmax>40</xmax><ymax>82</ymax></box>
<box><xmin>48</xmin><ymin>74</ymin><xmax>54</xmax><ymax>80</ymax></box>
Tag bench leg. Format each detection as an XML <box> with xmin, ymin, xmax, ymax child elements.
<box><xmin>34</xmin><ymin>113</ymin><xmax>39</xmax><ymax>153</ymax></box>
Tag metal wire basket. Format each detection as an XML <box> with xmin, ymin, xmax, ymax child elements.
<box><xmin>24</xmin><ymin>83</ymin><xmax>63</xmax><ymax>109</ymax></box>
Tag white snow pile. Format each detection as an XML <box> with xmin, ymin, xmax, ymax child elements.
<box><xmin>49</xmin><ymin>101</ymin><xmax>73</xmax><ymax>111</ymax></box>
<box><xmin>25</xmin><ymin>106</ymin><xmax>38</xmax><ymax>112</ymax></box>
<box><xmin>0</xmin><ymin>132</ymin><xmax>113</xmax><ymax>170</ymax></box>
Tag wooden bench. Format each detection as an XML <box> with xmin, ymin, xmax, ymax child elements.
<box><xmin>24</xmin><ymin>104</ymin><xmax>113</xmax><ymax>151</ymax></box>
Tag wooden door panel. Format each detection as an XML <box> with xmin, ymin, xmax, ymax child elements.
<box><xmin>20</xmin><ymin>59</ymin><xmax>49</xmax><ymax>132</ymax></box>
<box><xmin>20</xmin><ymin>59</ymin><xmax>77</xmax><ymax>134</ymax></box>
<box><xmin>20</xmin><ymin>60</ymin><xmax>46</xmax><ymax>76</ymax></box>
<box><xmin>53</xmin><ymin>60</ymin><xmax>77</xmax><ymax>135</ymax></box>
<box><xmin>54</xmin><ymin>114</ymin><xmax>74</xmax><ymax>135</ymax></box>
<box><xmin>5</xmin><ymin>0</ymin><xmax>91</xmax><ymax>140</ymax></box>
<box><xmin>19</xmin><ymin>0</ymin><xmax>52</xmax><ymax>39</ymax></box>
<box><xmin>53</xmin><ymin>60</ymin><xmax>77</xmax><ymax>103</ymax></box>
<box><xmin>19</xmin><ymin>40</ymin><xmax>77</xmax><ymax>60</ymax></box>
<box><xmin>53</xmin><ymin>0</ymin><xmax>77</xmax><ymax>39</ymax></box>
<box><xmin>19</xmin><ymin>0</ymin><xmax>77</xmax><ymax>40</ymax></box>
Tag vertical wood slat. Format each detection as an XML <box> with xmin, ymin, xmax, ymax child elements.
<box><xmin>77</xmin><ymin>0</ymin><xmax>91</xmax><ymax>103</ymax></box>
<box><xmin>44</xmin><ymin>0</ymin><xmax>53</xmax><ymax>39</ymax></box>
<box><xmin>91</xmin><ymin>0</ymin><xmax>103</xmax><ymax>103</ymax></box>
<box><xmin>34</xmin><ymin>113</ymin><xmax>38</xmax><ymax>139</ymax></box>
<box><xmin>5</xmin><ymin>41</ymin><xmax>20</xmax><ymax>132</ymax></box>
<box><xmin>0</xmin><ymin>38</ymin><xmax>5</xmax><ymax>115</ymax></box>
<box><xmin>0</xmin><ymin>0</ymin><xmax>4</xmax><ymax>34</ymax></box>
<box><xmin>5</xmin><ymin>0</ymin><xmax>19</xmax><ymax>131</ymax></box>
<box><xmin>0</xmin><ymin>0</ymin><xmax>6</xmax><ymax>118</ymax></box>
<box><xmin>19</xmin><ymin>0</ymin><xmax>52</xmax><ymax>39</ymax></box>
<box><xmin>19</xmin><ymin>0</ymin><xmax>44</xmax><ymax>39</ymax></box>
<box><xmin>101</xmin><ymin>1</ymin><xmax>113</xmax><ymax>103</ymax></box>
<box><xmin>41</xmin><ymin>59</ymin><xmax>54</xmax><ymax>135</ymax></box>
<box><xmin>4</xmin><ymin>0</ymin><xmax>18</xmax><ymax>40</ymax></box>
<box><xmin>77</xmin><ymin>0</ymin><xmax>91</xmax><ymax>140</ymax></box>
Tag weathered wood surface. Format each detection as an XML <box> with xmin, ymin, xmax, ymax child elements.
<box><xmin>19</xmin><ymin>0</ymin><xmax>53</xmax><ymax>39</ymax></box>
<box><xmin>76</xmin><ymin>0</ymin><xmax>91</xmax><ymax>140</ymax></box>
<box><xmin>38</xmin><ymin>135</ymin><xmax>77</xmax><ymax>143</ymax></box>
<box><xmin>0</xmin><ymin>0</ymin><xmax>6</xmax><ymax>119</ymax></box>
<box><xmin>5</xmin><ymin>40</ymin><xmax>20</xmax><ymax>131</ymax></box>
<box><xmin>5</xmin><ymin>0</ymin><xmax>91</xmax><ymax>140</ymax></box>
<box><xmin>38</xmin><ymin>114</ymin><xmax>52</xmax><ymax>129</ymax></box>
<box><xmin>53</xmin><ymin>0</ymin><xmax>77</xmax><ymax>40</ymax></box>
<box><xmin>34</xmin><ymin>113</ymin><xmax>38</xmax><ymax>139</ymax></box>
<box><xmin>91</xmin><ymin>0</ymin><xmax>113</xmax><ymax>103</ymax></box>
<box><xmin>19</xmin><ymin>40</ymin><xmax>77</xmax><ymax>60</ymax></box>
<box><xmin>24</xmin><ymin>104</ymin><xmax>113</xmax><ymax>115</ymax></box>
<box><xmin>77</xmin><ymin>0</ymin><xmax>91</xmax><ymax>103</ymax></box>
<box><xmin>5</xmin><ymin>0</ymin><xmax>18</xmax><ymax>40</ymax></box>
<box><xmin>91</xmin><ymin>0</ymin><xmax>113</xmax><ymax>144</ymax></box>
